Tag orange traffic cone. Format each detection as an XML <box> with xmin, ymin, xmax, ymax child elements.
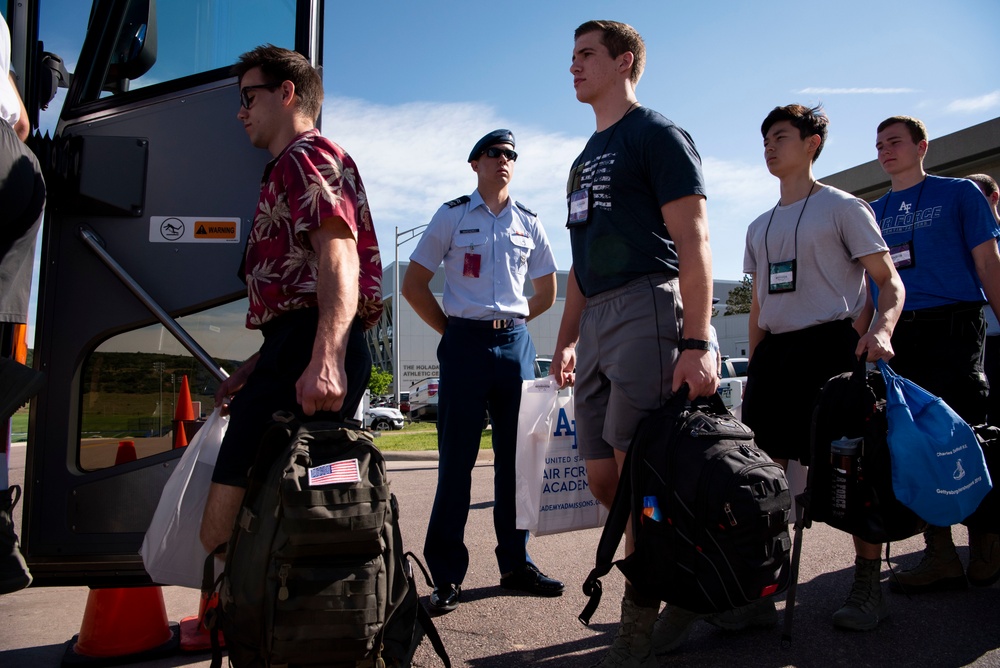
<box><xmin>63</xmin><ymin>586</ymin><xmax>179</xmax><ymax>664</ymax></box>
<box><xmin>114</xmin><ymin>440</ymin><xmax>136</xmax><ymax>465</ymax></box>
<box><xmin>179</xmin><ymin>591</ymin><xmax>226</xmax><ymax>652</ymax></box>
<box><xmin>172</xmin><ymin>421</ymin><xmax>188</xmax><ymax>449</ymax></box>
<box><xmin>175</xmin><ymin>375</ymin><xmax>195</xmax><ymax>422</ymax></box>
<box><xmin>173</xmin><ymin>375</ymin><xmax>195</xmax><ymax>448</ymax></box>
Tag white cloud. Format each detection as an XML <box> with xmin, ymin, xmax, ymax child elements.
<box><xmin>701</xmin><ymin>157</ymin><xmax>776</xmax><ymax>280</ymax></box>
<box><xmin>322</xmin><ymin>98</ymin><xmax>776</xmax><ymax>282</ymax></box>
<box><xmin>322</xmin><ymin>97</ymin><xmax>583</xmax><ymax>270</ymax></box>
<box><xmin>945</xmin><ymin>90</ymin><xmax>1000</xmax><ymax>114</ymax></box>
<box><xmin>796</xmin><ymin>87</ymin><xmax>919</xmax><ymax>95</ymax></box>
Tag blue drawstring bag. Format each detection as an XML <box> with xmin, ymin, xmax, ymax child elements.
<box><xmin>877</xmin><ymin>360</ymin><xmax>992</xmax><ymax>527</ymax></box>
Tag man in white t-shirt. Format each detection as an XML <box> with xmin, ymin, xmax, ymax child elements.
<box><xmin>739</xmin><ymin>104</ymin><xmax>904</xmax><ymax>633</ymax></box>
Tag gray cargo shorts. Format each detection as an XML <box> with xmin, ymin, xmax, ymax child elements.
<box><xmin>574</xmin><ymin>273</ymin><xmax>681</xmax><ymax>460</ymax></box>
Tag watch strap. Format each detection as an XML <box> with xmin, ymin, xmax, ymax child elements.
<box><xmin>679</xmin><ymin>338</ymin><xmax>712</xmax><ymax>351</ymax></box>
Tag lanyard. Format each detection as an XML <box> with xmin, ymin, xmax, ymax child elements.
<box><xmin>764</xmin><ymin>181</ymin><xmax>817</xmax><ymax>266</ymax></box>
<box><xmin>879</xmin><ymin>177</ymin><xmax>927</xmax><ymax>242</ymax></box>
<box><xmin>570</xmin><ymin>101</ymin><xmax>640</xmax><ymax>181</ymax></box>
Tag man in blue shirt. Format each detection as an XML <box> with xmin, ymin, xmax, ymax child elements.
<box><xmin>402</xmin><ymin>129</ymin><xmax>561</xmax><ymax>613</ymax></box>
<box><xmin>872</xmin><ymin>116</ymin><xmax>1000</xmax><ymax>593</ymax></box>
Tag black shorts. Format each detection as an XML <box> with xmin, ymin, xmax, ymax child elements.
<box><xmin>742</xmin><ymin>319</ymin><xmax>859</xmax><ymax>465</ymax></box>
<box><xmin>211</xmin><ymin>308</ymin><xmax>372</xmax><ymax>487</ymax></box>
<box><xmin>889</xmin><ymin>302</ymin><xmax>988</xmax><ymax>426</ymax></box>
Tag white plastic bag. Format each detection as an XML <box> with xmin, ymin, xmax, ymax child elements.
<box><xmin>515</xmin><ymin>377</ymin><xmax>608</xmax><ymax>536</ymax></box>
<box><xmin>140</xmin><ymin>408</ymin><xmax>228</xmax><ymax>588</ymax></box>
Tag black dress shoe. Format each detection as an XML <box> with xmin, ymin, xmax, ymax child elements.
<box><xmin>429</xmin><ymin>583</ymin><xmax>461</xmax><ymax>613</ymax></box>
<box><xmin>500</xmin><ymin>563</ymin><xmax>564</xmax><ymax>597</ymax></box>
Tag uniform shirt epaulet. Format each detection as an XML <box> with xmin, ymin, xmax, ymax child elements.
<box><xmin>515</xmin><ymin>201</ymin><xmax>537</xmax><ymax>217</ymax></box>
<box><xmin>445</xmin><ymin>195</ymin><xmax>471</xmax><ymax>208</ymax></box>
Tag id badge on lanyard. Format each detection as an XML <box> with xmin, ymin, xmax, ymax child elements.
<box><xmin>889</xmin><ymin>240</ymin><xmax>915</xmax><ymax>269</ymax></box>
<box><xmin>567</xmin><ymin>188</ymin><xmax>591</xmax><ymax>228</ymax></box>
<box><xmin>769</xmin><ymin>259</ymin><xmax>796</xmax><ymax>294</ymax></box>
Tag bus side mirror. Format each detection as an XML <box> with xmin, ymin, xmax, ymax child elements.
<box><xmin>105</xmin><ymin>0</ymin><xmax>157</xmax><ymax>93</ymax></box>
<box><xmin>37</xmin><ymin>52</ymin><xmax>70</xmax><ymax>110</ymax></box>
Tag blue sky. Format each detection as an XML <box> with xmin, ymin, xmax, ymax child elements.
<box><xmin>20</xmin><ymin>0</ymin><xmax>1000</xmax><ymax>292</ymax></box>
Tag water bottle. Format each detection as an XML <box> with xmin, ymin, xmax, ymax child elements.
<box><xmin>830</xmin><ymin>436</ymin><xmax>862</xmax><ymax>520</ymax></box>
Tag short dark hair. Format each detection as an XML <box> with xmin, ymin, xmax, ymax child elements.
<box><xmin>760</xmin><ymin>104</ymin><xmax>829</xmax><ymax>161</ymax></box>
<box><xmin>575</xmin><ymin>20</ymin><xmax>645</xmax><ymax>85</ymax></box>
<box><xmin>877</xmin><ymin>115</ymin><xmax>928</xmax><ymax>144</ymax></box>
<box><xmin>232</xmin><ymin>44</ymin><xmax>323</xmax><ymax>122</ymax></box>
<box><xmin>966</xmin><ymin>173</ymin><xmax>999</xmax><ymax>199</ymax></box>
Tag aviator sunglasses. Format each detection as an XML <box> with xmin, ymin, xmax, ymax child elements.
<box><xmin>240</xmin><ymin>82</ymin><xmax>282</xmax><ymax>109</ymax></box>
<box><xmin>481</xmin><ymin>147</ymin><xmax>518</xmax><ymax>161</ymax></box>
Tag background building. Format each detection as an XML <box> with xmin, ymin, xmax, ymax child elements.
<box><xmin>823</xmin><ymin>117</ymin><xmax>1000</xmax><ymax>201</ymax></box>
<box><xmin>368</xmin><ymin>263</ymin><xmax>747</xmax><ymax>394</ymax></box>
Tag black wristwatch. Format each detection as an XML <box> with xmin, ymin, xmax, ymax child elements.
<box><xmin>678</xmin><ymin>338</ymin><xmax>713</xmax><ymax>351</ymax></box>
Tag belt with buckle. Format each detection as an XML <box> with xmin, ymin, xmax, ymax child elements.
<box><xmin>447</xmin><ymin>316</ymin><xmax>526</xmax><ymax>330</ymax></box>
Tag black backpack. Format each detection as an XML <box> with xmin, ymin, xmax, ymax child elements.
<box><xmin>580</xmin><ymin>389</ymin><xmax>792</xmax><ymax>622</ymax></box>
<box><xmin>782</xmin><ymin>361</ymin><xmax>926</xmax><ymax>645</ymax></box>
<box><xmin>804</xmin><ymin>361</ymin><xmax>925</xmax><ymax>544</ymax></box>
<box><xmin>204</xmin><ymin>413</ymin><xmax>449</xmax><ymax>668</ymax></box>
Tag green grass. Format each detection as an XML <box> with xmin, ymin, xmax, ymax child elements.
<box><xmin>372</xmin><ymin>421</ymin><xmax>492</xmax><ymax>451</ymax></box>
<box><xmin>10</xmin><ymin>409</ymin><xmax>28</xmax><ymax>440</ymax></box>
<box><xmin>8</xmin><ymin>410</ymin><xmax>490</xmax><ymax>451</ymax></box>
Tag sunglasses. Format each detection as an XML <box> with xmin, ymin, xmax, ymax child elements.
<box><xmin>240</xmin><ymin>82</ymin><xmax>281</xmax><ymax>109</ymax></box>
<box><xmin>481</xmin><ymin>147</ymin><xmax>518</xmax><ymax>161</ymax></box>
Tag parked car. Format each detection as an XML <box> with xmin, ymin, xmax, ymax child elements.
<box><xmin>406</xmin><ymin>378</ymin><xmax>490</xmax><ymax>429</ymax></box>
<box><xmin>534</xmin><ymin>356</ymin><xmax>552</xmax><ymax>379</ymax></box>
<box><xmin>718</xmin><ymin>357</ymin><xmax>748</xmax><ymax>420</ymax></box>
<box><xmin>365</xmin><ymin>406</ymin><xmax>405</xmax><ymax>431</ymax></box>
<box><xmin>720</xmin><ymin>356</ymin><xmax>749</xmax><ymax>382</ymax></box>
<box><xmin>408</xmin><ymin>378</ymin><xmax>439</xmax><ymax>422</ymax></box>
<box><xmin>399</xmin><ymin>391</ymin><xmax>410</xmax><ymax>415</ymax></box>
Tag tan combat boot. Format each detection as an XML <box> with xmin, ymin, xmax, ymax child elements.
<box><xmin>889</xmin><ymin>525</ymin><xmax>967</xmax><ymax>594</ymax></box>
<box><xmin>590</xmin><ymin>595</ymin><xmax>659</xmax><ymax>668</ymax></box>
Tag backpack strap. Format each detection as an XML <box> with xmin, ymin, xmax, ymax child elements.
<box><xmin>202</xmin><ymin>543</ymin><xmax>226</xmax><ymax>668</ymax></box>
<box><xmin>416</xmin><ymin>597</ymin><xmax>451</xmax><ymax>667</ymax></box>
<box><xmin>579</xmin><ymin>386</ymin><xmax>690</xmax><ymax>625</ymax></box>
<box><xmin>402</xmin><ymin>551</ymin><xmax>451</xmax><ymax>667</ymax></box>
<box><xmin>780</xmin><ymin>494</ymin><xmax>808</xmax><ymax>648</ymax></box>
<box><xmin>578</xmin><ymin>441</ymin><xmax>634</xmax><ymax>625</ymax></box>
<box><xmin>688</xmin><ymin>386</ymin><xmax>730</xmax><ymax>417</ymax></box>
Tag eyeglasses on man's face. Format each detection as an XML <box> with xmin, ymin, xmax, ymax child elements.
<box><xmin>481</xmin><ymin>147</ymin><xmax>518</xmax><ymax>161</ymax></box>
<box><xmin>240</xmin><ymin>82</ymin><xmax>282</xmax><ymax>110</ymax></box>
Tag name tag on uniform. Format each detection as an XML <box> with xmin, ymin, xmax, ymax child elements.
<box><xmin>464</xmin><ymin>252</ymin><xmax>481</xmax><ymax>278</ymax></box>
<box><xmin>889</xmin><ymin>241</ymin><xmax>915</xmax><ymax>269</ymax></box>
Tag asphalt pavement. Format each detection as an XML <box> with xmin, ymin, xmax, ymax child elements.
<box><xmin>1</xmin><ymin>443</ymin><xmax>998</xmax><ymax>667</ymax></box>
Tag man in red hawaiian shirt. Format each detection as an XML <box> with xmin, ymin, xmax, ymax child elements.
<box><xmin>200</xmin><ymin>45</ymin><xmax>382</xmax><ymax>553</ymax></box>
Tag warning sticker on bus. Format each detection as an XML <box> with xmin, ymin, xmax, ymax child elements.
<box><xmin>149</xmin><ymin>216</ymin><xmax>241</xmax><ymax>243</ymax></box>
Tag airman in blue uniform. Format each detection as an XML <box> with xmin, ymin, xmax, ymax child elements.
<box><xmin>402</xmin><ymin>129</ymin><xmax>562</xmax><ymax>613</ymax></box>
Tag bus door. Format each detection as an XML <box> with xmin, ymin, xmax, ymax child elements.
<box><xmin>13</xmin><ymin>0</ymin><xmax>323</xmax><ymax>586</ymax></box>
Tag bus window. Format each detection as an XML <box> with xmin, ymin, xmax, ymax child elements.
<box><xmin>77</xmin><ymin>298</ymin><xmax>261</xmax><ymax>470</ymax></box>
<box><xmin>73</xmin><ymin>0</ymin><xmax>297</xmax><ymax>106</ymax></box>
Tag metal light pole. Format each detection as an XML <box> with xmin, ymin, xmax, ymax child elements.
<box><xmin>393</xmin><ymin>224</ymin><xmax>429</xmax><ymax>408</ymax></box>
